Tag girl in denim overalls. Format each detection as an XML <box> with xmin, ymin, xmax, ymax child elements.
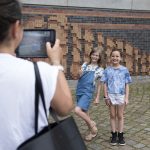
<box><xmin>75</xmin><ymin>47</ymin><xmax>104</xmax><ymax>141</ymax></box>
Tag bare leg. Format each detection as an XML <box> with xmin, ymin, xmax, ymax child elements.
<box><xmin>117</xmin><ymin>104</ymin><xmax>126</xmax><ymax>145</ymax></box>
<box><xmin>115</xmin><ymin>108</ymin><xmax>118</xmax><ymax>132</ymax></box>
<box><xmin>109</xmin><ymin>105</ymin><xmax>118</xmax><ymax>145</ymax></box>
<box><xmin>75</xmin><ymin>106</ymin><xmax>95</xmax><ymax>129</ymax></box>
<box><xmin>117</xmin><ymin>104</ymin><xmax>125</xmax><ymax>133</ymax></box>
<box><xmin>75</xmin><ymin>106</ymin><xmax>97</xmax><ymax>141</ymax></box>
<box><xmin>109</xmin><ymin>105</ymin><xmax>117</xmax><ymax>132</ymax></box>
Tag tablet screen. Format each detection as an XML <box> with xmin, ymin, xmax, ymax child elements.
<box><xmin>16</xmin><ymin>29</ymin><xmax>55</xmax><ymax>58</ymax></box>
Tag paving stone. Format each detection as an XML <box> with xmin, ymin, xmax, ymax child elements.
<box><xmin>133</xmin><ymin>143</ymin><xmax>145</xmax><ymax>148</ymax></box>
<box><xmin>142</xmin><ymin>147</ymin><xmax>150</xmax><ymax>150</ymax></box>
<box><xmin>141</xmin><ymin>140</ymin><xmax>150</xmax><ymax>145</ymax></box>
<box><xmin>144</xmin><ymin>128</ymin><xmax>150</xmax><ymax>131</ymax></box>
<box><xmin>126</xmin><ymin>139</ymin><xmax>138</xmax><ymax>146</ymax></box>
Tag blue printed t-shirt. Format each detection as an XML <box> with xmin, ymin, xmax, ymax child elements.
<box><xmin>100</xmin><ymin>65</ymin><xmax>132</xmax><ymax>95</ymax></box>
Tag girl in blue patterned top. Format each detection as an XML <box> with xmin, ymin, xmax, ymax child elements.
<box><xmin>75</xmin><ymin>47</ymin><xmax>104</xmax><ymax>141</ymax></box>
<box><xmin>101</xmin><ymin>49</ymin><xmax>132</xmax><ymax>146</ymax></box>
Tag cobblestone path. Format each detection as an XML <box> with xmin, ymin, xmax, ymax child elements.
<box><xmin>70</xmin><ymin>80</ymin><xmax>150</xmax><ymax>150</ymax></box>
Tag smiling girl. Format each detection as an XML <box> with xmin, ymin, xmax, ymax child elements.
<box><xmin>101</xmin><ymin>49</ymin><xmax>132</xmax><ymax>146</ymax></box>
<box><xmin>75</xmin><ymin>47</ymin><xmax>104</xmax><ymax>141</ymax></box>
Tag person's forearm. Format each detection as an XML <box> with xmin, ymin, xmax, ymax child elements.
<box><xmin>51</xmin><ymin>71</ymin><xmax>73</xmax><ymax>116</ymax></box>
<box><xmin>95</xmin><ymin>81</ymin><xmax>101</xmax><ymax>98</ymax></box>
<box><xmin>104</xmin><ymin>83</ymin><xmax>108</xmax><ymax>98</ymax></box>
<box><xmin>125</xmin><ymin>84</ymin><xmax>129</xmax><ymax>99</ymax></box>
<box><xmin>79</xmin><ymin>69</ymin><xmax>83</xmax><ymax>77</ymax></box>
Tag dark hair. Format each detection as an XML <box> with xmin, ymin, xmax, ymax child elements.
<box><xmin>88</xmin><ymin>47</ymin><xmax>103</xmax><ymax>67</ymax></box>
<box><xmin>0</xmin><ymin>0</ymin><xmax>22</xmax><ymax>42</ymax></box>
<box><xmin>110</xmin><ymin>48</ymin><xmax>123</xmax><ymax>57</ymax></box>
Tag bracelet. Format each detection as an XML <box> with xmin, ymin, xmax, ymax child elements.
<box><xmin>55</xmin><ymin>65</ymin><xmax>64</xmax><ymax>71</ymax></box>
<box><xmin>104</xmin><ymin>96</ymin><xmax>109</xmax><ymax>100</ymax></box>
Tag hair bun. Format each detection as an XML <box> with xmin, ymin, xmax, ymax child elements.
<box><xmin>0</xmin><ymin>0</ymin><xmax>13</xmax><ymax>5</ymax></box>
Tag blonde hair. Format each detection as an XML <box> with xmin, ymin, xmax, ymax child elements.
<box><xmin>88</xmin><ymin>47</ymin><xmax>103</xmax><ymax>67</ymax></box>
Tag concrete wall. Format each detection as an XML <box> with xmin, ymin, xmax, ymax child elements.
<box><xmin>21</xmin><ymin>0</ymin><xmax>150</xmax><ymax>10</ymax></box>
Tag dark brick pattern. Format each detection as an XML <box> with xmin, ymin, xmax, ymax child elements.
<box><xmin>66</xmin><ymin>25</ymin><xmax>73</xmax><ymax>79</ymax></box>
<box><xmin>68</xmin><ymin>16</ymin><xmax>150</xmax><ymax>25</ymax></box>
<box><xmin>22</xmin><ymin>4</ymin><xmax>150</xmax><ymax>79</ymax></box>
<box><xmin>92</xmin><ymin>29</ymin><xmax>150</xmax><ymax>52</ymax></box>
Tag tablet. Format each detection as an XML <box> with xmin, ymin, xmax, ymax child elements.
<box><xmin>16</xmin><ymin>29</ymin><xmax>56</xmax><ymax>58</ymax></box>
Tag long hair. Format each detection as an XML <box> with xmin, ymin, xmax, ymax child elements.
<box><xmin>87</xmin><ymin>47</ymin><xmax>103</xmax><ymax>67</ymax></box>
<box><xmin>0</xmin><ymin>0</ymin><xmax>22</xmax><ymax>42</ymax></box>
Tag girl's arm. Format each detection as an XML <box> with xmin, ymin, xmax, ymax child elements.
<box><xmin>93</xmin><ymin>80</ymin><xmax>101</xmax><ymax>104</ymax></box>
<box><xmin>124</xmin><ymin>84</ymin><xmax>129</xmax><ymax>105</ymax></box>
<box><xmin>78</xmin><ymin>69</ymin><xmax>83</xmax><ymax>77</ymax></box>
<box><xmin>103</xmin><ymin>83</ymin><xmax>111</xmax><ymax>106</ymax></box>
<box><xmin>79</xmin><ymin>62</ymin><xmax>87</xmax><ymax>77</ymax></box>
<box><xmin>104</xmin><ymin>83</ymin><xmax>108</xmax><ymax>98</ymax></box>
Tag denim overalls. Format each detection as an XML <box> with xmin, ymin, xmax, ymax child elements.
<box><xmin>76</xmin><ymin>65</ymin><xmax>99</xmax><ymax>111</ymax></box>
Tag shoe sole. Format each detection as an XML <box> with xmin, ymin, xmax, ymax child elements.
<box><xmin>110</xmin><ymin>143</ymin><xmax>117</xmax><ymax>146</ymax></box>
<box><xmin>119</xmin><ymin>143</ymin><xmax>126</xmax><ymax>146</ymax></box>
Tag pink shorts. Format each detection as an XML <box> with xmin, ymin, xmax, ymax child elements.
<box><xmin>108</xmin><ymin>93</ymin><xmax>125</xmax><ymax>105</ymax></box>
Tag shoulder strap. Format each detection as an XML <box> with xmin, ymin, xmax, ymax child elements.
<box><xmin>33</xmin><ymin>62</ymin><xmax>60</xmax><ymax>134</ymax></box>
<box><xmin>33</xmin><ymin>62</ymin><xmax>48</xmax><ymax>134</ymax></box>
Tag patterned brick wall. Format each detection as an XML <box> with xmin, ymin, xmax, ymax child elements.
<box><xmin>22</xmin><ymin>5</ymin><xmax>150</xmax><ymax>79</ymax></box>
